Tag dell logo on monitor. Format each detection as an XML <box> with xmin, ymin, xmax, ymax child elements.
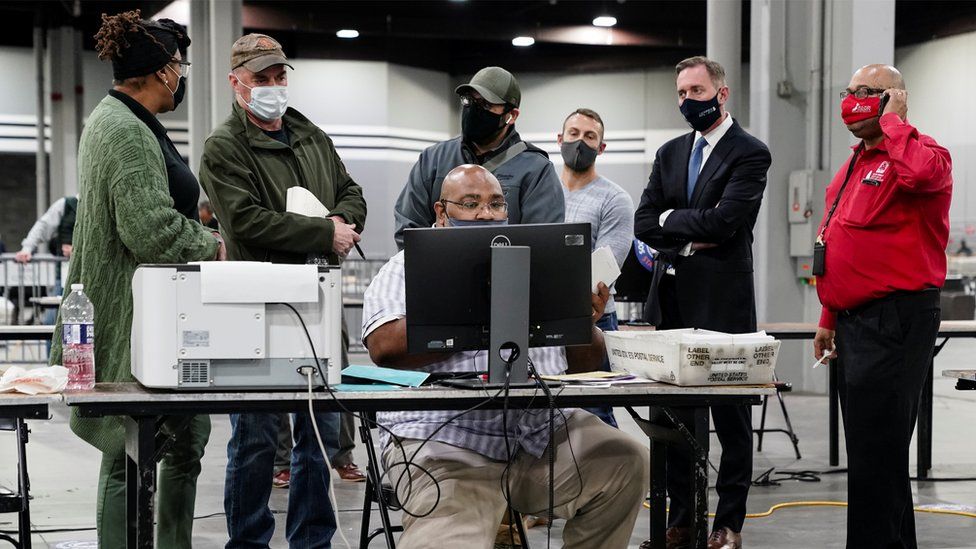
<box><xmin>490</xmin><ymin>235</ymin><xmax>512</xmax><ymax>247</ymax></box>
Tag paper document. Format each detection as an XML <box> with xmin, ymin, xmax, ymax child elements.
<box><xmin>591</xmin><ymin>246</ymin><xmax>621</xmax><ymax>293</ymax></box>
<box><xmin>197</xmin><ymin>262</ymin><xmax>319</xmax><ymax>303</ymax></box>
<box><xmin>541</xmin><ymin>371</ymin><xmax>639</xmax><ymax>385</ymax></box>
<box><xmin>286</xmin><ymin>186</ymin><xmax>330</xmax><ymax>218</ymax></box>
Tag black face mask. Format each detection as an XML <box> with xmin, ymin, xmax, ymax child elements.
<box><xmin>679</xmin><ymin>92</ymin><xmax>722</xmax><ymax>132</ymax></box>
<box><xmin>560</xmin><ymin>139</ymin><xmax>599</xmax><ymax>172</ymax></box>
<box><xmin>461</xmin><ymin>104</ymin><xmax>507</xmax><ymax>144</ymax></box>
<box><xmin>172</xmin><ymin>77</ymin><xmax>186</xmax><ymax>109</ymax></box>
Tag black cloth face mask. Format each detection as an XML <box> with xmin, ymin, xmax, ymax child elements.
<box><xmin>560</xmin><ymin>139</ymin><xmax>599</xmax><ymax>172</ymax></box>
<box><xmin>172</xmin><ymin>77</ymin><xmax>186</xmax><ymax>109</ymax></box>
<box><xmin>679</xmin><ymin>92</ymin><xmax>722</xmax><ymax>132</ymax></box>
<box><xmin>461</xmin><ymin>104</ymin><xmax>506</xmax><ymax>144</ymax></box>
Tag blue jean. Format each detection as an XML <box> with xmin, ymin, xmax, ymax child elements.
<box><xmin>585</xmin><ymin>312</ymin><xmax>619</xmax><ymax>428</ymax></box>
<box><xmin>225</xmin><ymin>411</ymin><xmax>340</xmax><ymax>548</ymax></box>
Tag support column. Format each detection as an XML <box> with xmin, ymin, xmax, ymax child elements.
<box><xmin>188</xmin><ymin>0</ymin><xmax>242</xmax><ymax>176</ymax></box>
<box><xmin>821</xmin><ymin>0</ymin><xmax>895</xmax><ymax>168</ymax></box>
<box><xmin>47</xmin><ymin>25</ymin><xmax>83</xmax><ymax>200</ymax></box>
<box><xmin>706</xmin><ymin>0</ymin><xmax>741</xmax><ymax>116</ymax></box>
<box><xmin>33</xmin><ymin>21</ymin><xmax>47</xmax><ymax>218</ymax></box>
<box><xmin>749</xmin><ymin>0</ymin><xmax>894</xmax><ymax>392</ymax></box>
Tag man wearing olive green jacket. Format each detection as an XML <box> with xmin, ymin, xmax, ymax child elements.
<box><xmin>200</xmin><ymin>34</ymin><xmax>367</xmax><ymax>548</ymax></box>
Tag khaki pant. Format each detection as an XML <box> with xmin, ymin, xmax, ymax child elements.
<box><xmin>383</xmin><ymin>412</ymin><xmax>650</xmax><ymax>549</ymax></box>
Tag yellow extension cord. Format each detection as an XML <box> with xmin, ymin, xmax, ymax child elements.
<box><xmin>641</xmin><ymin>500</ymin><xmax>976</xmax><ymax>519</ymax></box>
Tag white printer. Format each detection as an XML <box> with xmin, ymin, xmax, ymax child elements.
<box><xmin>131</xmin><ymin>262</ymin><xmax>342</xmax><ymax>390</ymax></box>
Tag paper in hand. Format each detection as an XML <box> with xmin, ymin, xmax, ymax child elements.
<box><xmin>591</xmin><ymin>246</ymin><xmax>621</xmax><ymax>293</ymax></box>
<box><xmin>286</xmin><ymin>186</ymin><xmax>330</xmax><ymax>218</ymax></box>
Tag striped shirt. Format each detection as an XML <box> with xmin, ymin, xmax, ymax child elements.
<box><xmin>362</xmin><ymin>251</ymin><xmax>576</xmax><ymax>461</ymax></box>
<box><xmin>562</xmin><ymin>176</ymin><xmax>635</xmax><ymax>313</ymax></box>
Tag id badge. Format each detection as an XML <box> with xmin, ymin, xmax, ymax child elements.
<box><xmin>812</xmin><ymin>241</ymin><xmax>825</xmax><ymax>276</ymax></box>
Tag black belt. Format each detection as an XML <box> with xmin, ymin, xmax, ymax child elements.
<box><xmin>840</xmin><ymin>288</ymin><xmax>940</xmax><ymax>317</ymax></box>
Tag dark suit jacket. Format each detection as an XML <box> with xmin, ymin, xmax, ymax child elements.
<box><xmin>634</xmin><ymin>119</ymin><xmax>771</xmax><ymax>333</ymax></box>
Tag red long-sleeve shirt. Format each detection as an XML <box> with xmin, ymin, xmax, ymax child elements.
<box><xmin>817</xmin><ymin>113</ymin><xmax>952</xmax><ymax>330</ymax></box>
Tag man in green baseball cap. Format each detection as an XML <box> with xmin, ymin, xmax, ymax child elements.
<box><xmin>454</xmin><ymin>65</ymin><xmax>522</xmax><ymax>108</ymax></box>
<box><xmin>393</xmin><ymin>65</ymin><xmax>564</xmax><ymax>249</ymax></box>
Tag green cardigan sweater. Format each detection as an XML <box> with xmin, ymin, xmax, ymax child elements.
<box><xmin>51</xmin><ymin>95</ymin><xmax>218</xmax><ymax>455</ymax></box>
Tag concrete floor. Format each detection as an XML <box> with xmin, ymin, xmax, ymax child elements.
<box><xmin>2</xmin><ymin>343</ymin><xmax>975</xmax><ymax>549</ymax></box>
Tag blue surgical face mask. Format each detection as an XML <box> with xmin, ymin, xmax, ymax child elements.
<box><xmin>446</xmin><ymin>217</ymin><xmax>509</xmax><ymax>227</ymax></box>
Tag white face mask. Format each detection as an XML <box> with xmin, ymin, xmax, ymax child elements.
<box><xmin>237</xmin><ymin>80</ymin><xmax>288</xmax><ymax>121</ymax></box>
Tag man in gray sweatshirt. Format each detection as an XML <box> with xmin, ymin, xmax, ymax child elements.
<box><xmin>558</xmin><ymin>108</ymin><xmax>635</xmax><ymax>427</ymax></box>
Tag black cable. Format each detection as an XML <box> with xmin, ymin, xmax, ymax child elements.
<box><xmin>528</xmin><ymin>359</ymin><xmax>557</xmax><ymax>549</ymax></box>
<box><xmin>275</xmin><ymin>302</ymin><xmax>502</xmax><ymax>519</ymax></box>
<box><xmin>752</xmin><ymin>467</ymin><xmax>823</xmax><ymax>486</ymax></box>
<box><xmin>500</xmin><ymin>346</ymin><xmax>515</xmax><ymax>546</ymax></box>
<box><xmin>274</xmin><ymin>303</ymin><xmax>592</xmax><ymax>532</ymax></box>
<box><xmin>753</xmin><ymin>466</ymin><xmax>976</xmax><ymax>488</ymax></box>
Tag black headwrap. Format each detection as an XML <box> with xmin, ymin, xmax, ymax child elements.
<box><xmin>111</xmin><ymin>18</ymin><xmax>190</xmax><ymax>81</ymax></box>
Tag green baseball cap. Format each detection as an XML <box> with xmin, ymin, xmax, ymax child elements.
<box><xmin>231</xmin><ymin>33</ymin><xmax>294</xmax><ymax>72</ymax></box>
<box><xmin>455</xmin><ymin>66</ymin><xmax>521</xmax><ymax>108</ymax></box>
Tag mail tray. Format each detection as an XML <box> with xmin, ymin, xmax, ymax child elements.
<box><xmin>604</xmin><ymin>328</ymin><xmax>779</xmax><ymax>386</ymax></box>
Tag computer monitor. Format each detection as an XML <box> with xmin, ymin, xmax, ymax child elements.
<box><xmin>404</xmin><ymin>223</ymin><xmax>592</xmax><ymax>386</ymax></box>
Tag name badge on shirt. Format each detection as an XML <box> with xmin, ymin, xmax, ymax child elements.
<box><xmin>861</xmin><ymin>160</ymin><xmax>889</xmax><ymax>187</ymax></box>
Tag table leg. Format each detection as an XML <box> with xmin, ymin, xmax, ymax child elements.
<box><xmin>691</xmin><ymin>407</ymin><xmax>710</xmax><ymax>548</ymax></box>
<box><xmin>125</xmin><ymin>416</ymin><xmax>158</xmax><ymax>549</ymax></box>
<box><xmin>917</xmin><ymin>359</ymin><xmax>934</xmax><ymax>480</ymax></box>
<box><xmin>649</xmin><ymin>437</ymin><xmax>667</xmax><ymax>549</ymax></box>
<box><xmin>829</xmin><ymin>358</ymin><xmax>839</xmax><ymax>467</ymax></box>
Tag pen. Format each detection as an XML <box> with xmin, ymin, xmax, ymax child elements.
<box><xmin>812</xmin><ymin>348</ymin><xmax>834</xmax><ymax>369</ymax></box>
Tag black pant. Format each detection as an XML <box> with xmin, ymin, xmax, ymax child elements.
<box><xmin>657</xmin><ymin>275</ymin><xmax>754</xmax><ymax>533</ymax></box>
<box><xmin>662</xmin><ymin>404</ymin><xmax>753</xmax><ymax>532</ymax></box>
<box><xmin>836</xmin><ymin>289</ymin><xmax>940</xmax><ymax>549</ymax></box>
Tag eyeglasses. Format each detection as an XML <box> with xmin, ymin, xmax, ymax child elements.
<box><xmin>459</xmin><ymin>94</ymin><xmax>497</xmax><ymax>111</ymax></box>
<box><xmin>440</xmin><ymin>198</ymin><xmax>508</xmax><ymax>214</ymax></box>
<box><xmin>839</xmin><ymin>87</ymin><xmax>885</xmax><ymax>100</ymax></box>
<box><xmin>170</xmin><ymin>60</ymin><xmax>191</xmax><ymax>78</ymax></box>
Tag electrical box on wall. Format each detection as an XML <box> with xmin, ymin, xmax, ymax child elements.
<box><xmin>788</xmin><ymin>170</ymin><xmax>831</xmax><ymax>258</ymax></box>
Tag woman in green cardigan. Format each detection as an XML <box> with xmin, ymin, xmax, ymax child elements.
<box><xmin>50</xmin><ymin>11</ymin><xmax>224</xmax><ymax>548</ymax></box>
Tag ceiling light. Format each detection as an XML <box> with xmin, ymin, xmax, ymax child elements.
<box><xmin>592</xmin><ymin>16</ymin><xmax>617</xmax><ymax>27</ymax></box>
<box><xmin>512</xmin><ymin>36</ymin><xmax>535</xmax><ymax>47</ymax></box>
<box><xmin>336</xmin><ymin>29</ymin><xmax>360</xmax><ymax>39</ymax></box>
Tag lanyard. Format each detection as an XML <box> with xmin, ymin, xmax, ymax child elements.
<box><xmin>817</xmin><ymin>142</ymin><xmax>865</xmax><ymax>242</ymax></box>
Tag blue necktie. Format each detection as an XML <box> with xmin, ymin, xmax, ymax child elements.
<box><xmin>687</xmin><ymin>136</ymin><xmax>707</xmax><ymax>202</ymax></box>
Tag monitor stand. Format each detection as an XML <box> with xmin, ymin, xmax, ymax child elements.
<box><xmin>440</xmin><ymin>245</ymin><xmax>550</xmax><ymax>390</ymax></box>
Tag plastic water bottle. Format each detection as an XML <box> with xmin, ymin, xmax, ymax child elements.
<box><xmin>61</xmin><ymin>283</ymin><xmax>95</xmax><ymax>391</ymax></box>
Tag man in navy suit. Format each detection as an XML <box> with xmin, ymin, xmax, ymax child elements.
<box><xmin>634</xmin><ymin>56</ymin><xmax>771</xmax><ymax>549</ymax></box>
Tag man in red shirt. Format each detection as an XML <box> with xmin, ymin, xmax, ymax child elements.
<box><xmin>813</xmin><ymin>64</ymin><xmax>952</xmax><ymax>549</ymax></box>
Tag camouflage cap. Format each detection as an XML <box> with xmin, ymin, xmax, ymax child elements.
<box><xmin>231</xmin><ymin>33</ymin><xmax>294</xmax><ymax>73</ymax></box>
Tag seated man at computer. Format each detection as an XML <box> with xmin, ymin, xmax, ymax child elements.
<box><xmin>361</xmin><ymin>164</ymin><xmax>649</xmax><ymax>549</ymax></box>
